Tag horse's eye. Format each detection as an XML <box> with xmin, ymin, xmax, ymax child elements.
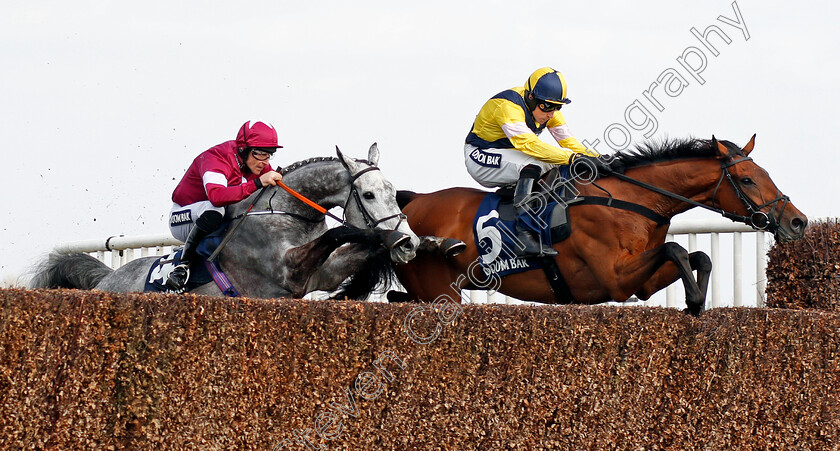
<box><xmin>740</xmin><ymin>178</ymin><xmax>755</xmax><ymax>186</ymax></box>
<box><xmin>363</xmin><ymin>192</ymin><xmax>375</xmax><ymax>200</ymax></box>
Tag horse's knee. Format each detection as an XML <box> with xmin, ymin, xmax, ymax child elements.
<box><xmin>689</xmin><ymin>251</ymin><xmax>712</xmax><ymax>272</ymax></box>
<box><xmin>662</xmin><ymin>241</ymin><xmax>689</xmax><ymax>260</ymax></box>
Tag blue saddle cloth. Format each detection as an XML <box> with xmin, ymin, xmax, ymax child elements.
<box><xmin>473</xmin><ymin>193</ymin><xmax>558</xmax><ymax>278</ymax></box>
<box><xmin>143</xmin><ymin>249</ymin><xmax>213</xmax><ymax>292</ymax></box>
<box><xmin>143</xmin><ymin>226</ymin><xmax>227</xmax><ymax>293</ymax></box>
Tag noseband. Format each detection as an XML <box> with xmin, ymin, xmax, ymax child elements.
<box><xmin>345</xmin><ymin>166</ymin><xmax>407</xmax><ymax>231</ymax></box>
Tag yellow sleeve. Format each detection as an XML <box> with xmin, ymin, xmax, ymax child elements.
<box><xmin>546</xmin><ymin>112</ymin><xmax>600</xmax><ymax>158</ymax></box>
<box><xmin>495</xmin><ymin>102</ymin><xmax>580</xmax><ymax>165</ymax></box>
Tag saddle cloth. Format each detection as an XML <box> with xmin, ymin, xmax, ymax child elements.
<box><xmin>143</xmin><ymin>249</ymin><xmax>213</xmax><ymax>292</ymax></box>
<box><xmin>473</xmin><ymin>193</ymin><xmax>558</xmax><ymax>278</ymax></box>
<box><xmin>143</xmin><ymin>226</ymin><xmax>226</xmax><ymax>293</ymax></box>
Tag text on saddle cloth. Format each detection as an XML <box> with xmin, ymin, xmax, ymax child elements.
<box><xmin>472</xmin><ymin>192</ymin><xmax>573</xmax><ymax>279</ymax></box>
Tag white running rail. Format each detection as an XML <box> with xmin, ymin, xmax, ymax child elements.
<box><xmin>54</xmin><ymin>219</ymin><xmax>772</xmax><ymax>308</ymax></box>
<box><xmin>55</xmin><ymin>234</ymin><xmax>182</xmax><ymax>271</ymax></box>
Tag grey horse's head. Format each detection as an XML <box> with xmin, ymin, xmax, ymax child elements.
<box><xmin>337</xmin><ymin>144</ymin><xmax>419</xmax><ymax>264</ymax></box>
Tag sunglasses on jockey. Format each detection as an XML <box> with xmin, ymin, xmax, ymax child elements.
<box><xmin>248</xmin><ymin>148</ymin><xmax>276</xmax><ymax>161</ymax></box>
<box><xmin>536</xmin><ymin>100</ymin><xmax>564</xmax><ymax>112</ymax></box>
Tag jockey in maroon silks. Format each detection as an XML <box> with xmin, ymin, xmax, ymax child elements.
<box><xmin>165</xmin><ymin>120</ymin><xmax>284</xmax><ymax>291</ymax></box>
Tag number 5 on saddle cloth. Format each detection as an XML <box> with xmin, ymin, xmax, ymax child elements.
<box><xmin>473</xmin><ymin>167</ymin><xmax>579</xmax><ymax>279</ymax></box>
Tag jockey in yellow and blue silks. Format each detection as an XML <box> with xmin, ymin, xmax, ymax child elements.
<box><xmin>465</xmin><ymin>67</ymin><xmax>611</xmax><ymax>258</ymax></box>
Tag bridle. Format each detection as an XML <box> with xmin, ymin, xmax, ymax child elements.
<box><xmin>208</xmin><ymin>159</ymin><xmax>408</xmax><ymax>262</ymax></box>
<box><xmin>712</xmin><ymin>156</ymin><xmax>790</xmax><ymax>232</ymax></box>
<box><xmin>344</xmin><ymin>165</ymin><xmax>408</xmax><ymax>230</ymax></box>
<box><xmin>607</xmin><ymin>155</ymin><xmax>789</xmax><ymax>233</ymax></box>
<box><xmin>237</xmin><ymin>165</ymin><xmax>407</xmax><ymax>231</ymax></box>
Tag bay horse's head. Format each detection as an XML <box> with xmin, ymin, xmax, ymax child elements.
<box><xmin>710</xmin><ymin>135</ymin><xmax>807</xmax><ymax>242</ymax></box>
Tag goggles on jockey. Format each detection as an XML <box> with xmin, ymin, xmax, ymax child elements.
<box><xmin>536</xmin><ymin>100</ymin><xmax>563</xmax><ymax>112</ymax></box>
<box><xmin>249</xmin><ymin>148</ymin><xmax>276</xmax><ymax>161</ymax></box>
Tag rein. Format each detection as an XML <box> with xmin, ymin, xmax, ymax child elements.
<box><xmin>278</xmin><ymin>181</ymin><xmax>345</xmax><ymax>224</ymax></box>
<box><xmin>606</xmin><ymin>156</ymin><xmax>787</xmax><ymax>231</ymax></box>
<box><xmin>208</xmin><ymin>162</ymin><xmax>406</xmax><ymax>261</ymax></box>
<box><xmin>207</xmin><ymin>186</ymin><xmax>268</xmax><ymax>261</ymax></box>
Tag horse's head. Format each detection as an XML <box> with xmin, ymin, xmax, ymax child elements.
<box><xmin>711</xmin><ymin>135</ymin><xmax>807</xmax><ymax>242</ymax></box>
<box><xmin>337</xmin><ymin>143</ymin><xmax>420</xmax><ymax>263</ymax></box>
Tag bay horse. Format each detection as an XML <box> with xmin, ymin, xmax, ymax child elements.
<box><xmin>394</xmin><ymin>136</ymin><xmax>807</xmax><ymax>315</ymax></box>
<box><xmin>32</xmin><ymin>145</ymin><xmax>421</xmax><ymax>300</ymax></box>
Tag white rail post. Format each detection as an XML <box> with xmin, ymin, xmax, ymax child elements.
<box><xmin>710</xmin><ymin>232</ymin><xmax>720</xmax><ymax>309</ymax></box>
<box><xmin>756</xmin><ymin>231</ymin><xmax>766</xmax><ymax>307</ymax></box>
<box><xmin>666</xmin><ymin>233</ymin><xmax>676</xmax><ymax>307</ymax></box>
<box><xmin>733</xmin><ymin>232</ymin><xmax>743</xmax><ymax>307</ymax></box>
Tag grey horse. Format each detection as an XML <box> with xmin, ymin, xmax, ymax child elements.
<box><xmin>32</xmin><ymin>144</ymin><xmax>428</xmax><ymax>300</ymax></box>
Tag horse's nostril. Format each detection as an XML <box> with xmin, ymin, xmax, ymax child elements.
<box><xmin>792</xmin><ymin>217</ymin><xmax>807</xmax><ymax>233</ymax></box>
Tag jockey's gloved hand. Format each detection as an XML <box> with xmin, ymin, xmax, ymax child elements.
<box><xmin>599</xmin><ymin>154</ymin><xmax>625</xmax><ymax>174</ymax></box>
<box><xmin>570</xmin><ymin>154</ymin><xmax>615</xmax><ymax>178</ymax></box>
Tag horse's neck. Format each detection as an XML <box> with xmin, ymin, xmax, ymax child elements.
<box><xmin>280</xmin><ymin>162</ymin><xmax>350</xmax><ymax>211</ymax></box>
<box><xmin>608</xmin><ymin>159</ymin><xmax>723</xmax><ymax>218</ymax></box>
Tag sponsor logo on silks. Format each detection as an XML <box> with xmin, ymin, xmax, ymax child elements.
<box><xmin>170</xmin><ymin>209</ymin><xmax>192</xmax><ymax>226</ymax></box>
<box><xmin>469</xmin><ymin>148</ymin><xmax>502</xmax><ymax>168</ymax></box>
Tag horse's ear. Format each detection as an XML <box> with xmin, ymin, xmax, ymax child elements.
<box><xmin>742</xmin><ymin>134</ymin><xmax>756</xmax><ymax>156</ymax></box>
<box><xmin>712</xmin><ymin>135</ymin><xmax>732</xmax><ymax>159</ymax></box>
<box><xmin>367</xmin><ymin>143</ymin><xmax>380</xmax><ymax>167</ymax></box>
<box><xmin>336</xmin><ymin>146</ymin><xmax>360</xmax><ymax>173</ymax></box>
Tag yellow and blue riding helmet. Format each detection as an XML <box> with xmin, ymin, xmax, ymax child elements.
<box><xmin>525</xmin><ymin>67</ymin><xmax>572</xmax><ymax>109</ymax></box>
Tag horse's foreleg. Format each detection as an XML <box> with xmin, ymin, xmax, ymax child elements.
<box><xmin>632</xmin><ymin>245</ymin><xmax>711</xmax><ymax>315</ymax></box>
<box><xmin>301</xmin><ymin>244</ymin><xmax>378</xmax><ymax>295</ymax></box>
<box><xmin>418</xmin><ymin>236</ymin><xmax>467</xmax><ymax>258</ymax></box>
<box><xmin>281</xmin><ymin>228</ymin><xmax>379</xmax><ymax>295</ymax></box>
<box><xmin>689</xmin><ymin>251</ymin><xmax>712</xmax><ymax>303</ymax></box>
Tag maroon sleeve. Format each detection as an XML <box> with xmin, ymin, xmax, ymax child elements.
<box><xmin>199</xmin><ymin>152</ymin><xmax>259</xmax><ymax>207</ymax></box>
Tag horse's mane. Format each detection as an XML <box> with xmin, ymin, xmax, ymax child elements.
<box><xmin>281</xmin><ymin>157</ymin><xmax>338</xmax><ymax>175</ymax></box>
<box><xmin>281</xmin><ymin>156</ymin><xmax>374</xmax><ymax>176</ymax></box>
<box><xmin>613</xmin><ymin>137</ymin><xmax>743</xmax><ymax>170</ymax></box>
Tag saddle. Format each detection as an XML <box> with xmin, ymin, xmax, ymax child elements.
<box><xmin>494</xmin><ymin>168</ymin><xmax>581</xmax><ymax>243</ymax></box>
<box><xmin>470</xmin><ymin>169</ymin><xmax>582</xmax><ymax>303</ymax></box>
<box><xmin>144</xmin><ymin>225</ymin><xmax>238</xmax><ymax>296</ymax></box>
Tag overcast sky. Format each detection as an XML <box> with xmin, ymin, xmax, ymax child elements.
<box><xmin>1</xmin><ymin>0</ymin><xmax>838</xmax><ymax>283</ymax></box>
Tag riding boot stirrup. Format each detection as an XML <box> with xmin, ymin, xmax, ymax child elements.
<box><xmin>165</xmin><ymin>264</ymin><xmax>190</xmax><ymax>292</ymax></box>
<box><xmin>163</xmin><ymin>218</ymin><xmax>214</xmax><ymax>293</ymax></box>
<box><xmin>515</xmin><ymin>230</ymin><xmax>558</xmax><ymax>258</ymax></box>
<box><xmin>512</xmin><ymin>167</ymin><xmax>557</xmax><ymax>258</ymax></box>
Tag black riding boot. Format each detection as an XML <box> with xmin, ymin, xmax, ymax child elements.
<box><xmin>165</xmin><ymin>211</ymin><xmax>223</xmax><ymax>291</ymax></box>
<box><xmin>512</xmin><ymin>165</ymin><xmax>558</xmax><ymax>258</ymax></box>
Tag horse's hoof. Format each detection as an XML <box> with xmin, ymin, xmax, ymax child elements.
<box><xmin>682</xmin><ymin>305</ymin><xmax>703</xmax><ymax>317</ymax></box>
<box><xmin>386</xmin><ymin>290</ymin><xmax>414</xmax><ymax>303</ymax></box>
<box><xmin>441</xmin><ymin>238</ymin><xmax>466</xmax><ymax>258</ymax></box>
